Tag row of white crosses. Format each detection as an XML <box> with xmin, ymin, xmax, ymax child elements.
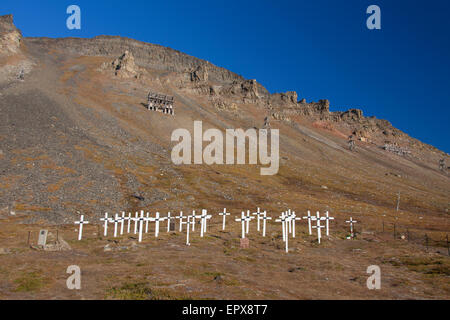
<box><xmin>234</xmin><ymin>208</ymin><xmax>272</xmax><ymax>239</ymax></box>
<box><xmin>95</xmin><ymin>211</ymin><xmax>170</xmax><ymax>242</ymax></box>
<box><xmin>178</xmin><ymin>209</ymin><xmax>212</xmax><ymax>245</ymax></box>
<box><xmin>302</xmin><ymin>211</ymin><xmax>335</xmax><ymax>244</ymax></box>
<box><xmin>271</xmin><ymin>210</ymin><xmax>336</xmax><ymax>253</ymax></box>
<box><xmin>74</xmin><ymin>209</ymin><xmax>353</xmax><ymax>250</ymax></box>
<box><xmin>83</xmin><ymin>209</ymin><xmax>215</xmax><ymax>245</ymax></box>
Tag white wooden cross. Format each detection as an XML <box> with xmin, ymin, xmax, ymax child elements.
<box><xmin>191</xmin><ymin>210</ymin><xmax>200</xmax><ymax>231</ymax></box>
<box><xmin>323</xmin><ymin>211</ymin><xmax>334</xmax><ymax>236</ymax></box>
<box><xmin>176</xmin><ymin>211</ymin><xmax>185</xmax><ymax>232</ymax></box>
<box><xmin>75</xmin><ymin>214</ymin><xmax>89</xmax><ymax>241</ymax></box>
<box><xmin>100</xmin><ymin>212</ymin><xmax>109</xmax><ymax>236</ymax></box>
<box><xmin>166</xmin><ymin>212</ymin><xmax>175</xmax><ymax>232</ymax></box>
<box><xmin>144</xmin><ymin>212</ymin><xmax>150</xmax><ymax>233</ymax></box>
<box><xmin>303</xmin><ymin>210</ymin><xmax>313</xmax><ymax>235</ymax></box>
<box><xmin>199</xmin><ymin>209</ymin><xmax>212</xmax><ymax>237</ymax></box>
<box><xmin>112</xmin><ymin>213</ymin><xmax>120</xmax><ymax>237</ymax></box>
<box><xmin>181</xmin><ymin>215</ymin><xmax>195</xmax><ymax>245</ymax></box>
<box><xmin>311</xmin><ymin>211</ymin><xmax>326</xmax><ymax>244</ymax></box>
<box><xmin>260</xmin><ymin>212</ymin><xmax>272</xmax><ymax>237</ymax></box>
<box><xmin>345</xmin><ymin>217</ymin><xmax>357</xmax><ymax>239</ymax></box>
<box><xmin>244</xmin><ymin>210</ymin><xmax>254</xmax><ymax>234</ymax></box>
<box><xmin>235</xmin><ymin>211</ymin><xmax>247</xmax><ymax>239</ymax></box>
<box><xmin>120</xmin><ymin>211</ymin><xmax>125</xmax><ymax>235</ymax></box>
<box><xmin>252</xmin><ymin>207</ymin><xmax>266</xmax><ymax>232</ymax></box>
<box><xmin>203</xmin><ymin>210</ymin><xmax>212</xmax><ymax>233</ymax></box>
<box><xmin>192</xmin><ymin>210</ymin><xmax>204</xmax><ymax>232</ymax></box>
<box><xmin>275</xmin><ymin>212</ymin><xmax>288</xmax><ymax>242</ymax></box>
<box><xmin>137</xmin><ymin>211</ymin><xmax>146</xmax><ymax>242</ymax></box>
<box><xmin>284</xmin><ymin>216</ymin><xmax>289</xmax><ymax>253</ymax></box>
<box><xmin>133</xmin><ymin>212</ymin><xmax>139</xmax><ymax>234</ymax></box>
<box><xmin>199</xmin><ymin>210</ymin><xmax>207</xmax><ymax>238</ymax></box>
<box><xmin>145</xmin><ymin>212</ymin><xmax>150</xmax><ymax>233</ymax></box>
<box><xmin>286</xmin><ymin>209</ymin><xmax>293</xmax><ymax>234</ymax></box>
<box><xmin>126</xmin><ymin>212</ymin><xmax>132</xmax><ymax>233</ymax></box>
<box><xmin>218</xmin><ymin>208</ymin><xmax>230</xmax><ymax>231</ymax></box>
<box><xmin>290</xmin><ymin>212</ymin><xmax>301</xmax><ymax>238</ymax></box>
<box><xmin>152</xmin><ymin>212</ymin><xmax>166</xmax><ymax>237</ymax></box>
<box><xmin>205</xmin><ymin>212</ymin><xmax>212</xmax><ymax>233</ymax></box>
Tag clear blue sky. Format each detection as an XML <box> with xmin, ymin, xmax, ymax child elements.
<box><xmin>2</xmin><ymin>0</ymin><xmax>449</xmax><ymax>153</ymax></box>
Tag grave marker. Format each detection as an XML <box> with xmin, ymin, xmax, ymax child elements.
<box><xmin>100</xmin><ymin>213</ymin><xmax>109</xmax><ymax>236</ymax></box>
<box><xmin>120</xmin><ymin>212</ymin><xmax>125</xmax><ymax>235</ymax></box>
<box><xmin>191</xmin><ymin>210</ymin><xmax>198</xmax><ymax>231</ymax></box>
<box><xmin>284</xmin><ymin>217</ymin><xmax>289</xmax><ymax>253</ymax></box>
<box><xmin>303</xmin><ymin>210</ymin><xmax>313</xmax><ymax>235</ymax></box>
<box><xmin>275</xmin><ymin>212</ymin><xmax>288</xmax><ymax>242</ymax></box>
<box><xmin>290</xmin><ymin>213</ymin><xmax>301</xmax><ymax>238</ymax></box>
<box><xmin>133</xmin><ymin>212</ymin><xmax>139</xmax><ymax>234</ymax></box>
<box><xmin>235</xmin><ymin>211</ymin><xmax>247</xmax><ymax>239</ymax></box>
<box><xmin>181</xmin><ymin>215</ymin><xmax>195</xmax><ymax>245</ymax></box>
<box><xmin>75</xmin><ymin>214</ymin><xmax>89</xmax><ymax>241</ymax></box>
<box><xmin>126</xmin><ymin>213</ymin><xmax>132</xmax><ymax>233</ymax></box>
<box><xmin>152</xmin><ymin>212</ymin><xmax>166</xmax><ymax>237</ymax></box>
<box><xmin>261</xmin><ymin>212</ymin><xmax>272</xmax><ymax>237</ymax></box>
<box><xmin>311</xmin><ymin>211</ymin><xmax>326</xmax><ymax>244</ymax></box>
<box><xmin>166</xmin><ymin>212</ymin><xmax>175</xmax><ymax>232</ymax></box>
<box><xmin>200</xmin><ymin>209</ymin><xmax>212</xmax><ymax>236</ymax></box>
<box><xmin>38</xmin><ymin>229</ymin><xmax>48</xmax><ymax>246</ymax></box>
<box><xmin>323</xmin><ymin>211</ymin><xmax>334</xmax><ymax>236</ymax></box>
<box><xmin>176</xmin><ymin>211</ymin><xmax>185</xmax><ymax>232</ymax></box>
<box><xmin>219</xmin><ymin>208</ymin><xmax>230</xmax><ymax>231</ymax></box>
<box><xmin>138</xmin><ymin>212</ymin><xmax>145</xmax><ymax>242</ymax></box>
<box><xmin>240</xmin><ymin>237</ymin><xmax>249</xmax><ymax>249</ymax></box>
<box><xmin>245</xmin><ymin>210</ymin><xmax>254</xmax><ymax>234</ymax></box>
<box><xmin>252</xmin><ymin>207</ymin><xmax>266</xmax><ymax>232</ymax></box>
<box><xmin>286</xmin><ymin>209</ymin><xmax>293</xmax><ymax>234</ymax></box>
<box><xmin>112</xmin><ymin>213</ymin><xmax>120</xmax><ymax>237</ymax></box>
<box><xmin>345</xmin><ymin>217</ymin><xmax>357</xmax><ymax>240</ymax></box>
<box><xmin>145</xmin><ymin>212</ymin><xmax>150</xmax><ymax>233</ymax></box>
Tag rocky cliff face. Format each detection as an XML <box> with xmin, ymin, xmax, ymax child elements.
<box><xmin>0</xmin><ymin>15</ymin><xmax>34</xmax><ymax>85</ymax></box>
<box><xmin>17</xmin><ymin>14</ymin><xmax>400</xmax><ymax>143</ymax></box>
<box><xmin>26</xmin><ymin>35</ymin><xmax>243</xmax><ymax>84</ymax></box>
<box><xmin>0</xmin><ymin>14</ymin><xmax>22</xmax><ymax>54</ymax></box>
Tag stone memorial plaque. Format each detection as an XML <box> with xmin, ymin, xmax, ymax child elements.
<box><xmin>38</xmin><ymin>229</ymin><xmax>48</xmax><ymax>246</ymax></box>
<box><xmin>240</xmin><ymin>238</ymin><xmax>249</xmax><ymax>249</ymax></box>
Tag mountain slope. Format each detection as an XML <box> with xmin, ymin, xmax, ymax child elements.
<box><xmin>0</xmin><ymin>14</ymin><xmax>448</xmax><ymax>225</ymax></box>
<box><xmin>0</xmin><ymin>14</ymin><xmax>449</xmax><ymax>300</ymax></box>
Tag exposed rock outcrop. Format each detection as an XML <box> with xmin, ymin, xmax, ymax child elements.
<box><xmin>0</xmin><ymin>14</ymin><xmax>22</xmax><ymax>54</ymax></box>
<box><xmin>100</xmin><ymin>50</ymin><xmax>142</xmax><ymax>79</ymax></box>
<box><xmin>270</xmin><ymin>91</ymin><xmax>298</xmax><ymax>106</ymax></box>
<box><xmin>340</xmin><ymin>108</ymin><xmax>363</xmax><ymax>121</ymax></box>
<box><xmin>190</xmin><ymin>64</ymin><xmax>208</xmax><ymax>82</ymax></box>
<box><xmin>0</xmin><ymin>14</ymin><xmax>34</xmax><ymax>84</ymax></box>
